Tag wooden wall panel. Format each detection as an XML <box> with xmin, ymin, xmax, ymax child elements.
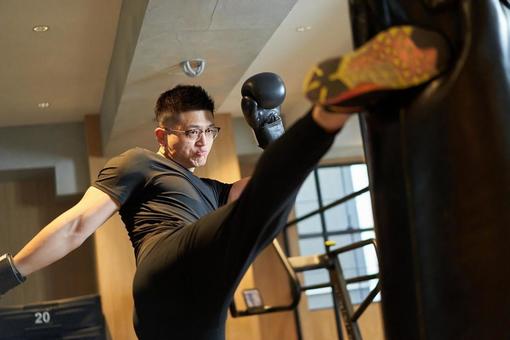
<box><xmin>195</xmin><ymin>113</ymin><xmax>262</xmax><ymax>340</ymax></box>
<box><xmin>85</xmin><ymin>114</ymin><xmax>137</xmax><ymax>340</ymax></box>
<box><xmin>194</xmin><ymin>113</ymin><xmax>242</xmax><ymax>182</ymax></box>
<box><xmin>254</xmin><ymin>236</ymin><xmax>298</xmax><ymax>340</ymax></box>
<box><xmin>0</xmin><ymin>169</ymin><xmax>97</xmax><ymax>307</ymax></box>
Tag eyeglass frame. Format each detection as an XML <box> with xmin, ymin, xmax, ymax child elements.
<box><xmin>163</xmin><ymin>126</ymin><xmax>221</xmax><ymax>141</ymax></box>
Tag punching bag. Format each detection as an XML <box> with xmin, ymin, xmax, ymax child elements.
<box><xmin>348</xmin><ymin>1</ymin><xmax>510</xmax><ymax>339</ymax></box>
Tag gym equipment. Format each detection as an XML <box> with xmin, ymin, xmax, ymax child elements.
<box><xmin>0</xmin><ymin>294</ymin><xmax>107</xmax><ymax>340</ymax></box>
<box><xmin>241</xmin><ymin>72</ymin><xmax>286</xmax><ymax>149</ymax></box>
<box><xmin>230</xmin><ymin>186</ymin><xmax>379</xmax><ymax>340</ymax></box>
<box><xmin>230</xmin><ymin>239</ymin><xmax>380</xmax><ymax>340</ymax></box>
<box><xmin>348</xmin><ymin>1</ymin><xmax>510</xmax><ymax>339</ymax></box>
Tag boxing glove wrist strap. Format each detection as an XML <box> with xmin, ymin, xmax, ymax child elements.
<box><xmin>0</xmin><ymin>253</ymin><xmax>26</xmax><ymax>295</ymax></box>
<box><xmin>254</xmin><ymin>117</ymin><xmax>285</xmax><ymax>149</ymax></box>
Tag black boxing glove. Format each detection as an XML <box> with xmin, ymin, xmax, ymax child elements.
<box><xmin>0</xmin><ymin>253</ymin><xmax>26</xmax><ymax>296</ymax></box>
<box><xmin>241</xmin><ymin>72</ymin><xmax>286</xmax><ymax>149</ymax></box>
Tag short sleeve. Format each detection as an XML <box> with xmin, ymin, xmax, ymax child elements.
<box><xmin>92</xmin><ymin>148</ymin><xmax>148</xmax><ymax>206</ymax></box>
<box><xmin>201</xmin><ymin>178</ymin><xmax>233</xmax><ymax>206</ymax></box>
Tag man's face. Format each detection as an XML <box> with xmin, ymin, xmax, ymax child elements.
<box><xmin>163</xmin><ymin>110</ymin><xmax>216</xmax><ymax>171</ymax></box>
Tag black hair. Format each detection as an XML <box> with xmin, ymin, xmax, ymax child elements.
<box><xmin>154</xmin><ymin>85</ymin><xmax>215</xmax><ymax>126</ymax></box>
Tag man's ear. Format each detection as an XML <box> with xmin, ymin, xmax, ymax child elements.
<box><xmin>154</xmin><ymin>127</ymin><xmax>167</xmax><ymax>147</ymax></box>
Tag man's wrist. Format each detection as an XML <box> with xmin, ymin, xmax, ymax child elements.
<box><xmin>0</xmin><ymin>253</ymin><xmax>26</xmax><ymax>295</ymax></box>
<box><xmin>254</xmin><ymin>116</ymin><xmax>285</xmax><ymax>149</ymax></box>
<box><xmin>311</xmin><ymin>105</ymin><xmax>350</xmax><ymax>133</ymax></box>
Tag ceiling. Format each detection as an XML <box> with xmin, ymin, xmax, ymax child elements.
<box><xmin>0</xmin><ymin>0</ymin><xmax>122</xmax><ymax>127</ymax></box>
<box><xmin>0</xmin><ymin>0</ymin><xmax>362</xmax><ymax>157</ymax></box>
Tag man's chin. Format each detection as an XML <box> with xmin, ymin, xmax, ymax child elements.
<box><xmin>191</xmin><ymin>157</ymin><xmax>208</xmax><ymax>168</ymax></box>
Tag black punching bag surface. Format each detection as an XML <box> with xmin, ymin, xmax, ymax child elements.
<box><xmin>349</xmin><ymin>1</ymin><xmax>510</xmax><ymax>339</ymax></box>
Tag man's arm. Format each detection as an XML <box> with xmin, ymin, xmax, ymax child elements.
<box><xmin>12</xmin><ymin>186</ymin><xmax>118</xmax><ymax>277</ymax></box>
<box><xmin>227</xmin><ymin>177</ymin><xmax>251</xmax><ymax>203</ymax></box>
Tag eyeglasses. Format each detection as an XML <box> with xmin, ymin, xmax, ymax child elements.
<box><xmin>164</xmin><ymin>127</ymin><xmax>221</xmax><ymax>141</ymax></box>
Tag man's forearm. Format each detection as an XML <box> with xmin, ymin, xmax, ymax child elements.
<box><xmin>13</xmin><ymin>208</ymin><xmax>88</xmax><ymax>277</ymax></box>
<box><xmin>12</xmin><ymin>186</ymin><xmax>118</xmax><ymax>277</ymax></box>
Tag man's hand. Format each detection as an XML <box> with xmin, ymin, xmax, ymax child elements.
<box><xmin>241</xmin><ymin>72</ymin><xmax>286</xmax><ymax>149</ymax></box>
<box><xmin>0</xmin><ymin>254</ymin><xmax>25</xmax><ymax>296</ymax></box>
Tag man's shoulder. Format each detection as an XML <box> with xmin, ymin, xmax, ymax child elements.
<box><xmin>103</xmin><ymin>148</ymin><xmax>155</xmax><ymax>173</ymax></box>
<box><xmin>116</xmin><ymin>147</ymin><xmax>153</xmax><ymax>162</ymax></box>
<box><xmin>115</xmin><ymin>148</ymin><xmax>186</xmax><ymax>173</ymax></box>
<box><xmin>121</xmin><ymin>147</ymin><xmax>148</xmax><ymax>156</ymax></box>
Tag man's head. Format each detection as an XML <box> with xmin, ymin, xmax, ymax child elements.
<box><xmin>154</xmin><ymin>85</ymin><xmax>219</xmax><ymax>171</ymax></box>
<box><xmin>154</xmin><ymin>85</ymin><xmax>215</xmax><ymax>127</ymax></box>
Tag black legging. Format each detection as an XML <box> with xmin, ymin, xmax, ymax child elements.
<box><xmin>132</xmin><ymin>112</ymin><xmax>337</xmax><ymax>340</ymax></box>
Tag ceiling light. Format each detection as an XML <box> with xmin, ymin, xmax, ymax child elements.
<box><xmin>38</xmin><ymin>102</ymin><xmax>50</xmax><ymax>108</ymax></box>
<box><xmin>296</xmin><ymin>26</ymin><xmax>312</xmax><ymax>32</ymax></box>
<box><xmin>33</xmin><ymin>25</ymin><xmax>49</xmax><ymax>32</ymax></box>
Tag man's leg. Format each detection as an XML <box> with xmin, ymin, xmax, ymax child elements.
<box><xmin>188</xmin><ymin>108</ymin><xmax>349</xmax><ymax>273</ymax></box>
<box><xmin>132</xmin><ymin>108</ymin><xmax>349</xmax><ymax>340</ymax></box>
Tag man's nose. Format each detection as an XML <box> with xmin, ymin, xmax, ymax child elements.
<box><xmin>195</xmin><ymin>131</ymin><xmax>207</xmax><ymax>145</ymax></box>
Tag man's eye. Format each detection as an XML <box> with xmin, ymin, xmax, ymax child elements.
<box><xmin>186</xmin><ymin>129</ymin><xmax>200</xmax><ymax>137</ymax></box>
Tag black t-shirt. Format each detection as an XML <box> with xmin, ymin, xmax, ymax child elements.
<box><xmin>92</xmin><ymin>147</ymin><xmax>232</xmax><ymax>259</ymax></box>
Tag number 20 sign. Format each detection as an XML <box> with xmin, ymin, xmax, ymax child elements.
<box><xmin>34</xmin><ymin>311</ymin><xmax>51</xmax><ymax>324</ymax></box>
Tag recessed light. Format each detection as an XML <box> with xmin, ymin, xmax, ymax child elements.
<box><xmin>33</xmin><ymin>25</ymin><xmax>49</xmax><ymax>32</ymax></box>
<box><xmin>38</xmin><ymin>102</ymin><xmax>50</xmax><ymax>108</ymax></box>
<box><xmin>296</xmin><ymin>26</ymin><xmax>312</xmax><ymax>32</ymax></box>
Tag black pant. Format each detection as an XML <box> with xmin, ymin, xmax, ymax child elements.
<box><xmin>132</xmin><ymin>113</ymin><xmax>336</xmax><ymax>340</ymax></box>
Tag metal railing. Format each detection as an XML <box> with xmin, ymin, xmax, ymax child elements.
<box><xmin>230</xmin><ymin>186</ymin><xmax>380</xmax><ymax>340</ymax></box>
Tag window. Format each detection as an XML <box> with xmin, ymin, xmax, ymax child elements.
<box><xmin>292</xmin><ymin>163</ymin><xmax>379</xmax><ymax>309</ymax></box>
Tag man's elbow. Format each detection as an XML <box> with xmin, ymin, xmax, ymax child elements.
<box><xmin>64</xmin><ymin>215</ymin><xmax>91</xmax><ymax>249</ymax></box>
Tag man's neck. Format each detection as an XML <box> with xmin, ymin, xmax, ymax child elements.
<box><xmin>156</xmin><ymin>149</ymin><xmax>195</xmax><ymax>172</ymax></box>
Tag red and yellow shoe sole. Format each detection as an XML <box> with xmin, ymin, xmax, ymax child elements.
<box><xmin>303</xmin><ymin>26</ymin><xmax>450</xmax><ymax>111</ymax></box>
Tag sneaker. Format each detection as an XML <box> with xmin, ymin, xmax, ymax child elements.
<box><xmin>303</xmin><ymin>26</ymin><xmax>451</xmax><ymax>111</ymax></box>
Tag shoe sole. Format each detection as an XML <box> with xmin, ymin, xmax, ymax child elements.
<box><xmin>303</xmin><ymin>26</ymin><xmax>450</xmax><ymax>109</ymax></box>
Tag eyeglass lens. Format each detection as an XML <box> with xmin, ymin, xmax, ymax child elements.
<box><xmin>186</xmin><ymin>128</ymin><xmax>219</xmax><ymax>140</ymax></box>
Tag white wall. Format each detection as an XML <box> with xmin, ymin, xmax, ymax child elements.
<box><xmin>0</xmin><ymin>122</ymin><xmax>90</xmax><ymax>195</ymax></box>
<box><xmin>232</xmin><ymin>113</ymin><xmax>364</xmax><ymax>160</ymax></box>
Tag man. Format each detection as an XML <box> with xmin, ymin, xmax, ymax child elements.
<box><xmin>0</xmin><ymin>25</ymin><xmax>448</xmax><ymax>339</ymax></box>
<box><xmin>0</xmin><ymin>78</ymin><xmax>348</xmax><ymax>339</ymax></box>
